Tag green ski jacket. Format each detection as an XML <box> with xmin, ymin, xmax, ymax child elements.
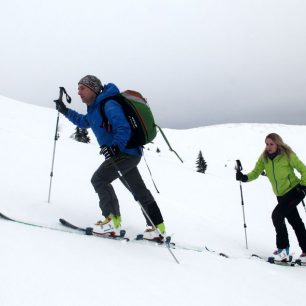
<box><xmin>247</xmin><ymin>152</ymin><xmax>306</xmax><ymax>197</ymax></box>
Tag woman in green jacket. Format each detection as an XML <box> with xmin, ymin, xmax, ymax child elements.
<box><xmin>236</xmin><ymin>133</ymin><xmax>306</xmax><ymax>263</ymax></box>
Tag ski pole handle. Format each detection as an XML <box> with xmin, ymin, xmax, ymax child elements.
<box><xmin>236</xmin><ymin>159</ymin><xmax>243</xmax><ymax>172</ymax></box>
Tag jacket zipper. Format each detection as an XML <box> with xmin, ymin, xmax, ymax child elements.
<box><xmin>272</xmin><ymin>159</ymin><xmax>279</xmax><ymax>194</ymax></box>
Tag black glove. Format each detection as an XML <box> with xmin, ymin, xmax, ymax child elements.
<box><xmin>236</xmin><ymin>171</ymin><xmax>248</xmax><ymax>182</ymax></box>
<box><xmin>100</xmin><ymin>145</ymin><xmax>120</xmax><ymax>160</ymax></box>
<box><xmin>54</xmin><ymin>99</ymin><xmax>68</xmax><ymax>115</ymax></box>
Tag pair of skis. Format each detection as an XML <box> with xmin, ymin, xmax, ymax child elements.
<box><xmin>0</xmin><ymin>211</ymin><xmax>179</xmax><ymax>263</ymax></box>
<box><xmin>60</xmin><ymin>217</ymin><xmax>225</xmax><ymax>261</ymax></box>
<box><xmin>0</xmin><ymin>212</ymin><xmax>178</xmax><ymax>259</ymax></box>
<box><xmin>1</xmin><ymin>212</ymin><xmax>304</xmax><ymax>266</ymax></box>
<box><xmin>0</xmin><ymin>211</ymin><xmax>159</xmax><ymax>243</ymax></box>
<box><xmin>59</xmin><ymin>218</ymin><xmax>178</xmax><ymax>264</ymax></box>
<box><xmin>0</xmin><ymin>212</ymin><xmax>224</xmax><ymax>259</ymax></box>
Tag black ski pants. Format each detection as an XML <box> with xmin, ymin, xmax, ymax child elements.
<box><xmin>91</xmin><ymin>154</ymin><xmax>164</xmax><ymax>227</ymax></box>
<box><xmin>272</xmin><ymin>185</ymin><xmax>306</xmax><ymax>253</ymax></box>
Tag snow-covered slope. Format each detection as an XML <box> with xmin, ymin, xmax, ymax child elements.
<box><xmin>1</xmin><ymin>96</ymin><xmax>305</xmax><ymax>306</ymax></box>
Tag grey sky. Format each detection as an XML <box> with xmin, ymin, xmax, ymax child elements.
<box><xmin>1</xmin><ymin>0</ymin><xmax>306</xmax><ymax>128</ymax></box>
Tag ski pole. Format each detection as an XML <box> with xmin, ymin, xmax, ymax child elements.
<box><xmin>156</xmin><ymin>125</ymin><xmax>183</xmax><ymax>163</ymax></box>
<box><xmin>236</xmin><ymin>160</ymin><xmax>248</xmax><ymax>249</ymax></box>
<box><xmin>48</xmin><ymin>87</ymin><xmax>71</xmax><ymax>203</ymax></box>
<box><xmin>109</xmin><ymin>158</ymin><xmax>180</xmax><ymax>264</ymax></box>
<box><xmin>143</xmin><ymin>153</ymin><xmax>159</xmax><ymax>193</ymax></box>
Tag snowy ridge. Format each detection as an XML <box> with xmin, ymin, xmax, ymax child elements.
<box><xmin>1</xmin><ymin>96</ymin><xmax>306</xmax><ymax>306</ymax></box>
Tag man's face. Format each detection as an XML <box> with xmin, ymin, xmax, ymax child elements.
<box><xmin>78</xmin><ymin>84</ymin><xmax>96</xmax><ymax>105</ymax></box>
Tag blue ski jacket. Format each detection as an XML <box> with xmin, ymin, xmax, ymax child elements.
<box><xmin>65</xmin><ymin>83</ymin><xmax>142</xmax><ymax>157</ymax></box>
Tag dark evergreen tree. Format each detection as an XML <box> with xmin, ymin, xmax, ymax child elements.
<box><xmin>196</xmin><ymin>150</ymin><xmax>207</xmax><ymax>173</ymax></box>
<box><xmin>80</xmin><ymin>128</ymin><xmax>90</xmax><ymax>143</ymax></box>
<box><xmin>156</xmin><ymin>147</ymin><xmax>161</xmax><ymax>153</ymax></box>
<box><xmin>72</xmin><ymin>127</ymin><xmax>90</xmax><ymax>143</ymax></box>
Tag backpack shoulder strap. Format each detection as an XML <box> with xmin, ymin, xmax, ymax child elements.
<box><xmin>99</xmin><ymin>94</ymin><xmax>123</xmax><ymax>129</ymax></box>
<box><xmin>99</xmin><ymin>97</ymin><xmax>110</xmax><ymax>128</ymax></box>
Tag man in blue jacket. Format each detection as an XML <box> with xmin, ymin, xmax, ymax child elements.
<box><xmin>54</xmin><ymin>75</ymin><xmax>166</xmax><ymax>238</ymax></box>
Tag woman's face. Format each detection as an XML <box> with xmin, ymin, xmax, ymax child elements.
<box><xmin>265</xmin><ymin>138</ymin><xmax>278</xmax><ymax>154</ymax></box>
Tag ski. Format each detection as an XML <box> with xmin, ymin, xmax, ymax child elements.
<box><xmin>0</xmin><ymin>212</ymin><xmax>75</xmax><ymax>234</ymax></box>
<box><xmin>59</xmin><ymin>218</ymin><xmax>130</xmax><ymax>241</ymax></box>
<box><xmin>133</xmin><ymin>233</ymin><xmax>180</xmax><ymax>263</ymax></box>
<box><xmin>251</xmin><ymin>254</ymin><xmax>300</xmax><ymax>267</ymax></box>
<box><xmin>0</xmin><ymin>212</ymin><xmax>129</xmax><ymax>242</ymax></box>
<box><xmin>268</xmin><ymin>256</ymin><xmax>295</xmax><ymax>266</ymax></box>
<box><xmin>204</xmin><ymin>246</ymin><xmax>230</xmax><ymax>258</ymax></box>
<box><xmin>133</xmin><ymin>234</ymin><xmax>177</xmax><ymax>249</ymax></box>
<box><xmin>134</xmin><ymin>233</ymin><xmax>174</xmax><ymax>245</ymax></box>
<box><xmin>133</xmin><ymin>233</ymin><xmax>229</xmax><ymax>258</ymax></box>
<box><xmin>171</xmin><ymin>243</ymin><xmax>229</xmax><ymax>258</ymax></box>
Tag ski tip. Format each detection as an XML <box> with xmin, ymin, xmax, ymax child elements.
<box><xmin>251</xmin><ymin>254</ymin><xmax>262</xmax><ymax>259</ymax></box>
<box><xmin>0</xmin><ymin>212</ymin><xmax>12</xmax><ymax>221</ymax></box>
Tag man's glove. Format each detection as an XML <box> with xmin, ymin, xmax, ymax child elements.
<box><xmin>54</xmin><ymin>99</ymin><xmax>68</xmax><ymax>115</ymax></box>
<box><xmin>236</xmin><ymin>171</ymin><xmax>248</xmax><ymax>182</ymax></box>
<box><xmin>100</xmin><ymin>145</ymin><xmax>120</xmax><ymax>160</ymax></box>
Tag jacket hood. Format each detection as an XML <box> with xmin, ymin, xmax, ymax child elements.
<box><xmin>87</xmin><ymin>83</ymin><xmax>120</xmax><ymax>111</ymax></box>
<box><xmin>95</xmin><ymin>83</ymin><xmax>120</xmax><ymax>104</ymax></box>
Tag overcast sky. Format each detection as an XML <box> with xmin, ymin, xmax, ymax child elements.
<box><xmin>1</xmin><ymin>0</ymin><xmax>306</xmax><ymax>128</ymax></box>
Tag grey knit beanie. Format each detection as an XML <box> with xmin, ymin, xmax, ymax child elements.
<box><xmin>78</xmin><ymin>75</ymin><xmax>103</xmax><ymax>95</ymax></box>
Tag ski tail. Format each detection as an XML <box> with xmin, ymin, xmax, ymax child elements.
<box><xmin>205</xmin><ymin>246</ymin><xmax>229</xmax><ymax>258</ymax></box>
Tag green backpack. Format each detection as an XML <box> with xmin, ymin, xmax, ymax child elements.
<box><xmin>100</xmin><ymin>90</ymin><xmax>157</xmax><ymax>148</ymax></box>
<box><xmin>100</xmin><ymin>90</ymin><xmax>183</xmax><ymax>162</ymax></box>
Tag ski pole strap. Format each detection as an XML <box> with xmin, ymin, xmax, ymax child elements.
<box><xmin>59</xmin><ymin>87</ymin><xmax>72</xmax><ymax>103</ymax></box>
<box><xmin>156</xmin><ymin>125</ymin><xmax>183</xmax><ymax>163</ymax></box>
